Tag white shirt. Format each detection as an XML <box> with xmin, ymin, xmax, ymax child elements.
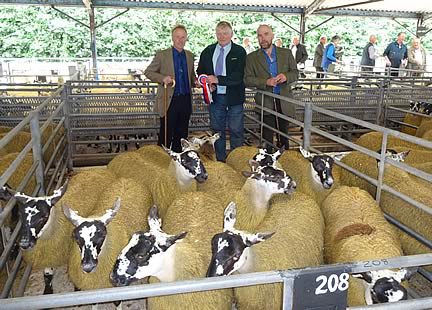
<box><xmin>212</xmin><ymin>42</ymin><xmax>232</xmax><ymax>94</ymax></box>
<box><xmin>291</xmin><ymin>45</ymin><xmax>297</xmax><ymax>60</ymax></box>
<box><xmin>414</xmin><ymin>49</ymin><xmax>423</xmax><ymax>65</ymax></box>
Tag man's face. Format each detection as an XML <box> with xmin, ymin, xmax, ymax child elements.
<box><xmin>293</xmin><ymin>38</ymin><xmax>299</xmax><ymax>45</ymax></box>
<box><xmin>172</xmin><ymin>28</ymin><xmax>187</xmax><ymax>51</ymax></box>
<box><xmin>257</xmin><ymin>26</ymin><xmax>274</xmax><ymax>49</ymax></box>
<box><xmin>216</xmin><ymin>26</ymin><xmax>233</xmax><ymax>47</ymax></box>
<box><xmin>320</xmin><ymin>37</ymin><xmax>327</xmax><ymax>44</ymax></box>
<box><xmin>370</xmin><ymin>36</ymin><xmax>377</xmax><ymax>44</ymax></box>
<box><xmin>398</xmin><ymin>33</ymin><xmax>406</xmax><ymax>42</ymax></box>
<box><xmin>413</xmin><ymin>39</ymin><xmax>420</xmax><ymax>49</ymax></box>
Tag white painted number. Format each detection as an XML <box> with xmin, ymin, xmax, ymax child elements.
<box><xmin>315</xmin><ymin>273</ymin><xmax>350</xmax><ymax>295</ymax></box>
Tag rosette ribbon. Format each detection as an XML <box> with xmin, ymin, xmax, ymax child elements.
<box><xmin>198</xmin><ymin>74</ymin><xmax>213</xmax><ymax>104</ymax></box>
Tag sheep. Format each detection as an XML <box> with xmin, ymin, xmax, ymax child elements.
<box><xmin>356</xmin><ymin>131</ymin><xmax>430</xmax><ymax>151</ymax></box>
<box><xmin>134</xmin><ymin>144</ymin><xmax>172</xmax><ymax>169</ymax></box>
<box><xmin>4</xmin><ymin>168</ymin><xmax>116</xmax><ymax>294</ymax></box>
<box><xmin>63</xmin><ymin>177</ymin><xmax>153</xmax><ymax>290</ymax></box>
<box><xmin>226</xmin><ymin>145</ymin><xmax>284</xmax><ymax>175</ymax></box>
<box><xmin>415</xmin><ymin>119</ymin><xmax>432</xmax><ymax>138</ymax></box>
<box><xmin>186</xmin><ymin>132</ymin><xmax>220</xmax><ymax>162</ymax></box>
<box><xmin>149</xmin><ymin>146</ymin><xmax>209</xmax><ymax>218</ymax></box>
<box><xmin>111</xmin><ymin>196</ymin><xmax>233</xmax><ymax>310</ymax></box>
<box><xmin>207</xmin><ymin>193</ymin><xmax>324</xmax><ymax>310</ymax></box>
<box><xmin>278</xmin><ymin>147</ymin><xmax>338</xmax><ymax>205</ymax></box>
<box><xmin>322</xmin><ymin>185</ymin><xmax>414</xmax><ymax>306</ymax></box>
<box><xmin>229</xmin><ymin>161</ymin><xmax>297</xmax><ymax>231</ymax></box>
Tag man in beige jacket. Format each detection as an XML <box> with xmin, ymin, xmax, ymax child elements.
<box><xmin>407</xmin><ymin>38</ymin><xmax>427</xmax><ymax>77</ymax></box>
<box><xmin>144</xmin><ymin>25</ymin><xmax>195</xmax><ymax>152</ymax></box>
<box><xmin>244</xmin><ymin>24</ymin><xmax>298</xmax><ymax>150</ymax></box>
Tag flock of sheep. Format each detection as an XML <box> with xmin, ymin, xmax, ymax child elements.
<box><xmin>1</xmin><ymin>112</ymin><xmax>431</xmax><ymax>309</ymax></box>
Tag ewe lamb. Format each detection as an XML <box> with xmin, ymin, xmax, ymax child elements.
<box><xmin>207</xmin><ymin>196</ymin><xmax>323</xmax><ymax>310</ymax></box>
<box><xmin>1</xmin><ymin>168</ymin><xmax>116</xmax><ymax>294</ymax></box>
<box><xmin>64</xmin><ymin>177</ymin><xmax>152</xmax><ymax>290</ymax></box>
<box><xmin>111</xmin><ymin>196</ymin><xmax>233</xmax><ymax>310</ymax></box>
<box><xmin>226</xmin><ymin>145</ymin><xmax>284</xmax><ymax>174</ymax></box>
<box><xmin>278</xmin><ymin>147</ymin><xmax>337</xmax><ymax>205</ymax></box>
<box><xmin>322</xmin><ymin>186</ymin><xmax>413</xmax><ymax>306</ymax></box>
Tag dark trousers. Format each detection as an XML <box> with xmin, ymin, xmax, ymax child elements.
<box><xmin>158</xmin><ymin>94</ymin><xmax>192</xmax><ymax>152</ymax></box>
<box><xmin>315</xmin><ymin>67</ymin><xmax>324</xmax><ymax>78</ymax></box>
<box><xmin>262</xmin><ymin>98</ymin><xmax>289</xmax><ymax>150</ymax></box>
<box><xmin>390</xmin><ymin>67</ymin><xmax>399</xmax><ymax>77</ymax></box>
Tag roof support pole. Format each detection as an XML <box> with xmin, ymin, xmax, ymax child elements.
<box><xmin>88</xmin><ymin>5</ymin><xmax>98</xmax><ymax>79</ymax></box>
<box><xmin>271</xmin><ymin>13</ymin><xmax>300</xmax><ymax>35</ymax></box>
<box><xmin>304</xmin><ymin>16</ymin><xmax>334</xmax><ymax>34</ymax></box>
<box><xmin>416</xmin><ymin>15</ymin><xmax>432</xmax><ymax>38</ymax></box>
<box><xmin>299</xmin><ymin>13</ymin><xmax>306</xmax><ymax>44</ymax></box>
<box><xmin>392</xmin><ymin>18</ymin><xmax>417</xmax><ymax>37</ymax></box>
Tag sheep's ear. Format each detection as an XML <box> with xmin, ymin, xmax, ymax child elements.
<box><xmin>273</xmin><ymin>146</ymin><xmax>285</xmax><ymax>160</ymax></box>
<box><xmin>0</xmin><ymin>185</ymin><xmax>15</xmax><ymax>201</ymax></box>
<box><xmin>223</xmin><ymin>202</ymin><xmax>237</xmax><ymax>231</ymax></box>
<box><xmin>100</xmin><ymin>197</ymin><xmax>121</xmax><ymax>226</ymax></box>
<box><xmin>51</xmin><ymin>179</ymin><xmax>69</xmax><ymax>205</ymax></box>
<box><xmin>163</xmin><ymin>145</ymin><xmax>178</xmax><ymax>160</ymax></box>
<box><xmin>165</xmin><ymin>231</ymin><xmax>188</xmax><ymax>248</ymax></box>
<box><xmin>351</xmin><ymin>272</ymin><xmax>372</xmax><ymax>284</ymax></box>
<box><xmin>299</xmin><ymin>147</ymin><xmax>314</xmax><ymax>160</ymax></box>
<box><xmin>248</xmin><ymin>159</ymin><xmax>260</xmax><ymax>171</ymax></box>
<box><xmin>398</xmin><ymin>150</ymin><xmax>410</xmax><ymax>161</ymax></box>
<box><xmin>401</xmin><ymin>267</ymin><xmax>417</xmax><ymax>281</ymax></box>
<box><xmin>211</xmin><ymin>132</ymin><xmax>220</xmax><ymax>142</ymax></box>
<box><xmin>245</xmin><ymin>231</ymin><xmax>275</xmax><ymax>246</ymax></box>
<box><xmin>242</xmin><ymin>170</ymin><xmax>253</xmax><ymax>178</ymax></box>
<box><xmin>180</xmin><ymin>138</ymin><xmax>192</xmax><ymax>151</ymax></box>
<box><xmin>62</xmin><ymin>203</ymin><xmax>84</xmax><ymax>227</ymax></box>
<box><xmin>148</xmin><ymin>205</ymin><xmax>162</xmax><ymax>230</ymax></box>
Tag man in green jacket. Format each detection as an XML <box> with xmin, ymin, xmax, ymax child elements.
<box><xmin>197</xmin><ymin>21</ymin><xmax>246</xmax><ymax>162</ymax></box>
<box><xmin>244</xmin><ymin>24</ymin><xmax>298</xmax><ymax>150</ymax></box>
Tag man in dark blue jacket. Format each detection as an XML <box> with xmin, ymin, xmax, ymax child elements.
<box><xmin>383</xmin><ymin>32</ymin><xmax>408</xmax><ymax>77</ymax></box>
<box><xmin>197</xmin><ymin>21</ymin><xmax>246</xmax><ymax>162</ymax></box>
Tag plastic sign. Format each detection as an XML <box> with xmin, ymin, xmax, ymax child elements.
<box><xmin>292</xmin><ymin>267</ymin><xmax>349</xmax><ymax>310</ymax></box>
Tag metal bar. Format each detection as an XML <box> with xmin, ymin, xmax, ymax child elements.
<box><xmin>0</xmin><ymin>142</ymin><xmax>34</xmax><ymax>189</ymax></box>
<box><xmin>304</xmin><ymin>16</ymin><xmax>334</xmax><ymax>34</ymax></box>
<box><xmin>41</xmin><ymin>118</ymin><xmax>65</xmax><ymax>156</ymax></box>
<box><xmin>418</xmin><ymin>267</ymin><xmax>432</xmax><ymax>282</ymax></box>
<box><xmin>384</xmin><ymin>213</ymin><xmax>432</xmax><ymax>249</ymax></box>
<box><xmin>46</xmin><ymin>147</ymin><xmax>67</xmax><ymax>194</ymax></box>
<box><xmin>96</xmin><ymin>8</ymin><xmax>129</xmax><ymax>28</ymax></box>
<box><xmin>348</xmin><ymin>297</ymin><xmax>432</xmax><ymax>310</ymax></box>
<box><xmin>16</xmin><ymin>265</ymin><xmax>32</xmax><ymax>298</ymax></box>
<box><xmin>62</xmin><ymin>83</ymin><xmax>73</xmax><ymax>171</ymax></box>
<box><xmin>381</xmin><ymin>183</ymin><xmax>432</xmax><ymax>216</ymax></box>
<box><xmin>302</xmin><ymin>102</ymin><xmax>312</xmax><ymax>149</ymax></box>
<box><xmin>29</xmin><ymin>112</ymin><xmax>46</xmax><ymax>195</ymax></box>
<box><xmin>375</xmin><ymin>133</ymin><xmax>388</xmax><ymax>203</ymax></box>
<box><xmin>282</xmin><ymin>277</ymin><xmax>294</xmax><ymax>310</ymax></box>
<box><xmin>387</xmin><ymin>120</ymin><xmax>418</xmax><ymax>129</ymax></box>
<box><xmin>304</xmin><ymin>0</ymin><xmax>328</xmax><ymax>16</ymax></box>
<box><xmin>43</xmin><ymin>135</ymin><xmax>66</xmax><ymax>175</ymax></box>
<box><xmin>315</xmin><ymin>0</ymin><xmax>384</xmax><ymax>12</ymax></box>
<box><xmin>50</xmin><ymin>5</ymin><xmax>90</xmax><ymax>28</ymax></box>
<box><xmin>271</xmin><ymin>13</ymin><xmax>300</xmax><ymax>34</ymax></box>
<box><xmin>387</xmin><ymin>106</ymin><xmax>432</xmax><ymax>119</ymax></box>
<box><xmin>392</xmin><ymin>18</ymin><xmax>417</xmax><ymax>37</ymax></box>
<box><xmin>0</xmin><ymin>221</ymin><xmax>22</xmax><ymax>272</ymax></box>
<box><xmin>0</xmin><ymin>251</ymin><xmax>23</xmax><ymax>298</ymax></box>
<box><xmin>89</xmin><ymin>6</ymin><xmax>98</xmax><ymax>79</ymax></box>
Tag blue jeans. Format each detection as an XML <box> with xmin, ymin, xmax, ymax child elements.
<box><xmin>210</xmin><ymin>94</ymin><xmax>244</xmax><ymax>161</ymax></box>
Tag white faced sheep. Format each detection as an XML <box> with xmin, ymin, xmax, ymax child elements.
<box><xmin>207</xmin><ymin>193</ymin><xmax>324</xmax><ymax>310</ymax></box>
<box><xmin>63</xmin><ymin>177</ymin><xmax>153</xmax><ymax>291</ymax></box>
<box><xmin>278</xmin><ymin>147</ymin><xmax>338</xmax><ymax>205</ymax></box>
<box><xmin>1</xmin><ymin>168</ymin><xmax>117</xmax><ymax>295</ymax></box>
<box><xmin>111</xmin><ymin>195</ymin><xmax>233</xmax><ymax>310</ymax></box>
<box><xmin>322</xmin><ymin>185</ymin><xmax>415</xmax><ymax>306</ymax></box>
<box><xmin>186</xmin><ymin>132</ymin><xmax>220</xmax><ymax>162</ymax></box>
<box><xmin>230</xmin><ymin>161</ymin><xmax>297</xmax><ymax>231</ymax></box>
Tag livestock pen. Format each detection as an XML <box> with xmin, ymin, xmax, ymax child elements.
<box><xmin>0</xmin><ymin>78</ymin><xmax>432</xmax><ymax>309</ymax></box>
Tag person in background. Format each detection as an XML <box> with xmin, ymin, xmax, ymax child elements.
<box><xmin>360</xmin><ymin>35</ymin><xmax>379</xmax><ymax>75</ymax></box>
<box><xmin>275</xmin><ymin>38</ymin><xmax>283</xmax><ymax>48</ymax></box>
<box><xmin>321</xmin><ymin>35</ymin><xmax>341</xmax><ymax>73</ymax></box>
<box><xmin>313</xmin><ymin>36</ymin><xmax>326</xmax><ymax>79</ymax></box>
<box><xmin>407</xmin><ymin>37</ymin><xmax>427</xmax><ymax>77</ymax></box>
<box><xmin>383</xmin><ymin>32</ymin><xmax>408</xmax><ymax>77</ymax></box>
<box><xmin>244</xmin><ymin>24</ymin><xmax>298</xmax><ymax>150</ymax></box>
<box><xmin>290</xmin><ymin>36</ymin><xmax>308</xmax><ymax>78</ymax></box>
<box><xmin>243</xmin><ymin>37</ymin><xmax>255</xmax><ymax>54</ymax></box>
<box><xmin>144</xmin><ymin>25</ymin><xmax>195</xmax><ymax>152</ymax></box>
<box><xmin>197</xmin><ymin>21</ymin><xmax>246</xmax><ymax>162</ymax></box>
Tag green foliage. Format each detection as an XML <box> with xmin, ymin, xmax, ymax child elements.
<box><xmin>0</xmin><ymin>6</ymin><xmax>430</xmax><ymax>58</ymax></box>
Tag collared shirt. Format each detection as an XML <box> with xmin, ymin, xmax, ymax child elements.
<box><xmin>383</xmin><ymin>41</ymin><xmax>408</xmax><ymax>68</ymax></box>
<box><xmin>172</xmin><ymin>47</ymin><xmax>190</xmax><ymax>96</ymax></box>
<box><xmin>262</xmin><ymin>45</ymin><xmax>280</xmax><ymax>94</ymax></box>
<box><xmin>414</xmin><ymin>48</ymin><xmax>423</xmax><ymax>65</ymax></box>
<box><xmin>212</xmin><ymin>42</ymin><xmax>232</xmax><ymax>94</ymax></box>
<box><xmin>291</xmin><ymin>45</ymin><xmax>297</xmax><ymax>60</ymax></box>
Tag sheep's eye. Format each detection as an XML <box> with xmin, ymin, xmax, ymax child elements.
<box><xmin>136</xmin><ymin>254</ymin><xmax>145</xmax><ymax>259</ymax></box>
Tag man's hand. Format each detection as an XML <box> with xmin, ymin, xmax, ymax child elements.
<box><xmin>162</xmin><ymin>76</ymin><xmax>174</xmax><ymax>86</ymax></box>
<box><xmin>194</xmin><ymin>78</ymin><xmax>201</xmax><ymax>88</ymax></box>
<box><xmin>275</xmin><ymin>73</ymin><xmax>287</xmax><ymax>84</ymax></box>
<box><xmin>266</xmin><ymin>77</ymin><xmax>278</xmax><ymax>87</ymax></box>
<box><xmin>207</xmin><ymin>75</ymin><xmax>219</xmax><ymax>85</ymax></box>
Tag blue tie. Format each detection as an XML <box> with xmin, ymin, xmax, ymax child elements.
<box><xmin>215</xmin><ymin>47</ymin><xmax>224</xmax><ymax>76</ymax></box>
